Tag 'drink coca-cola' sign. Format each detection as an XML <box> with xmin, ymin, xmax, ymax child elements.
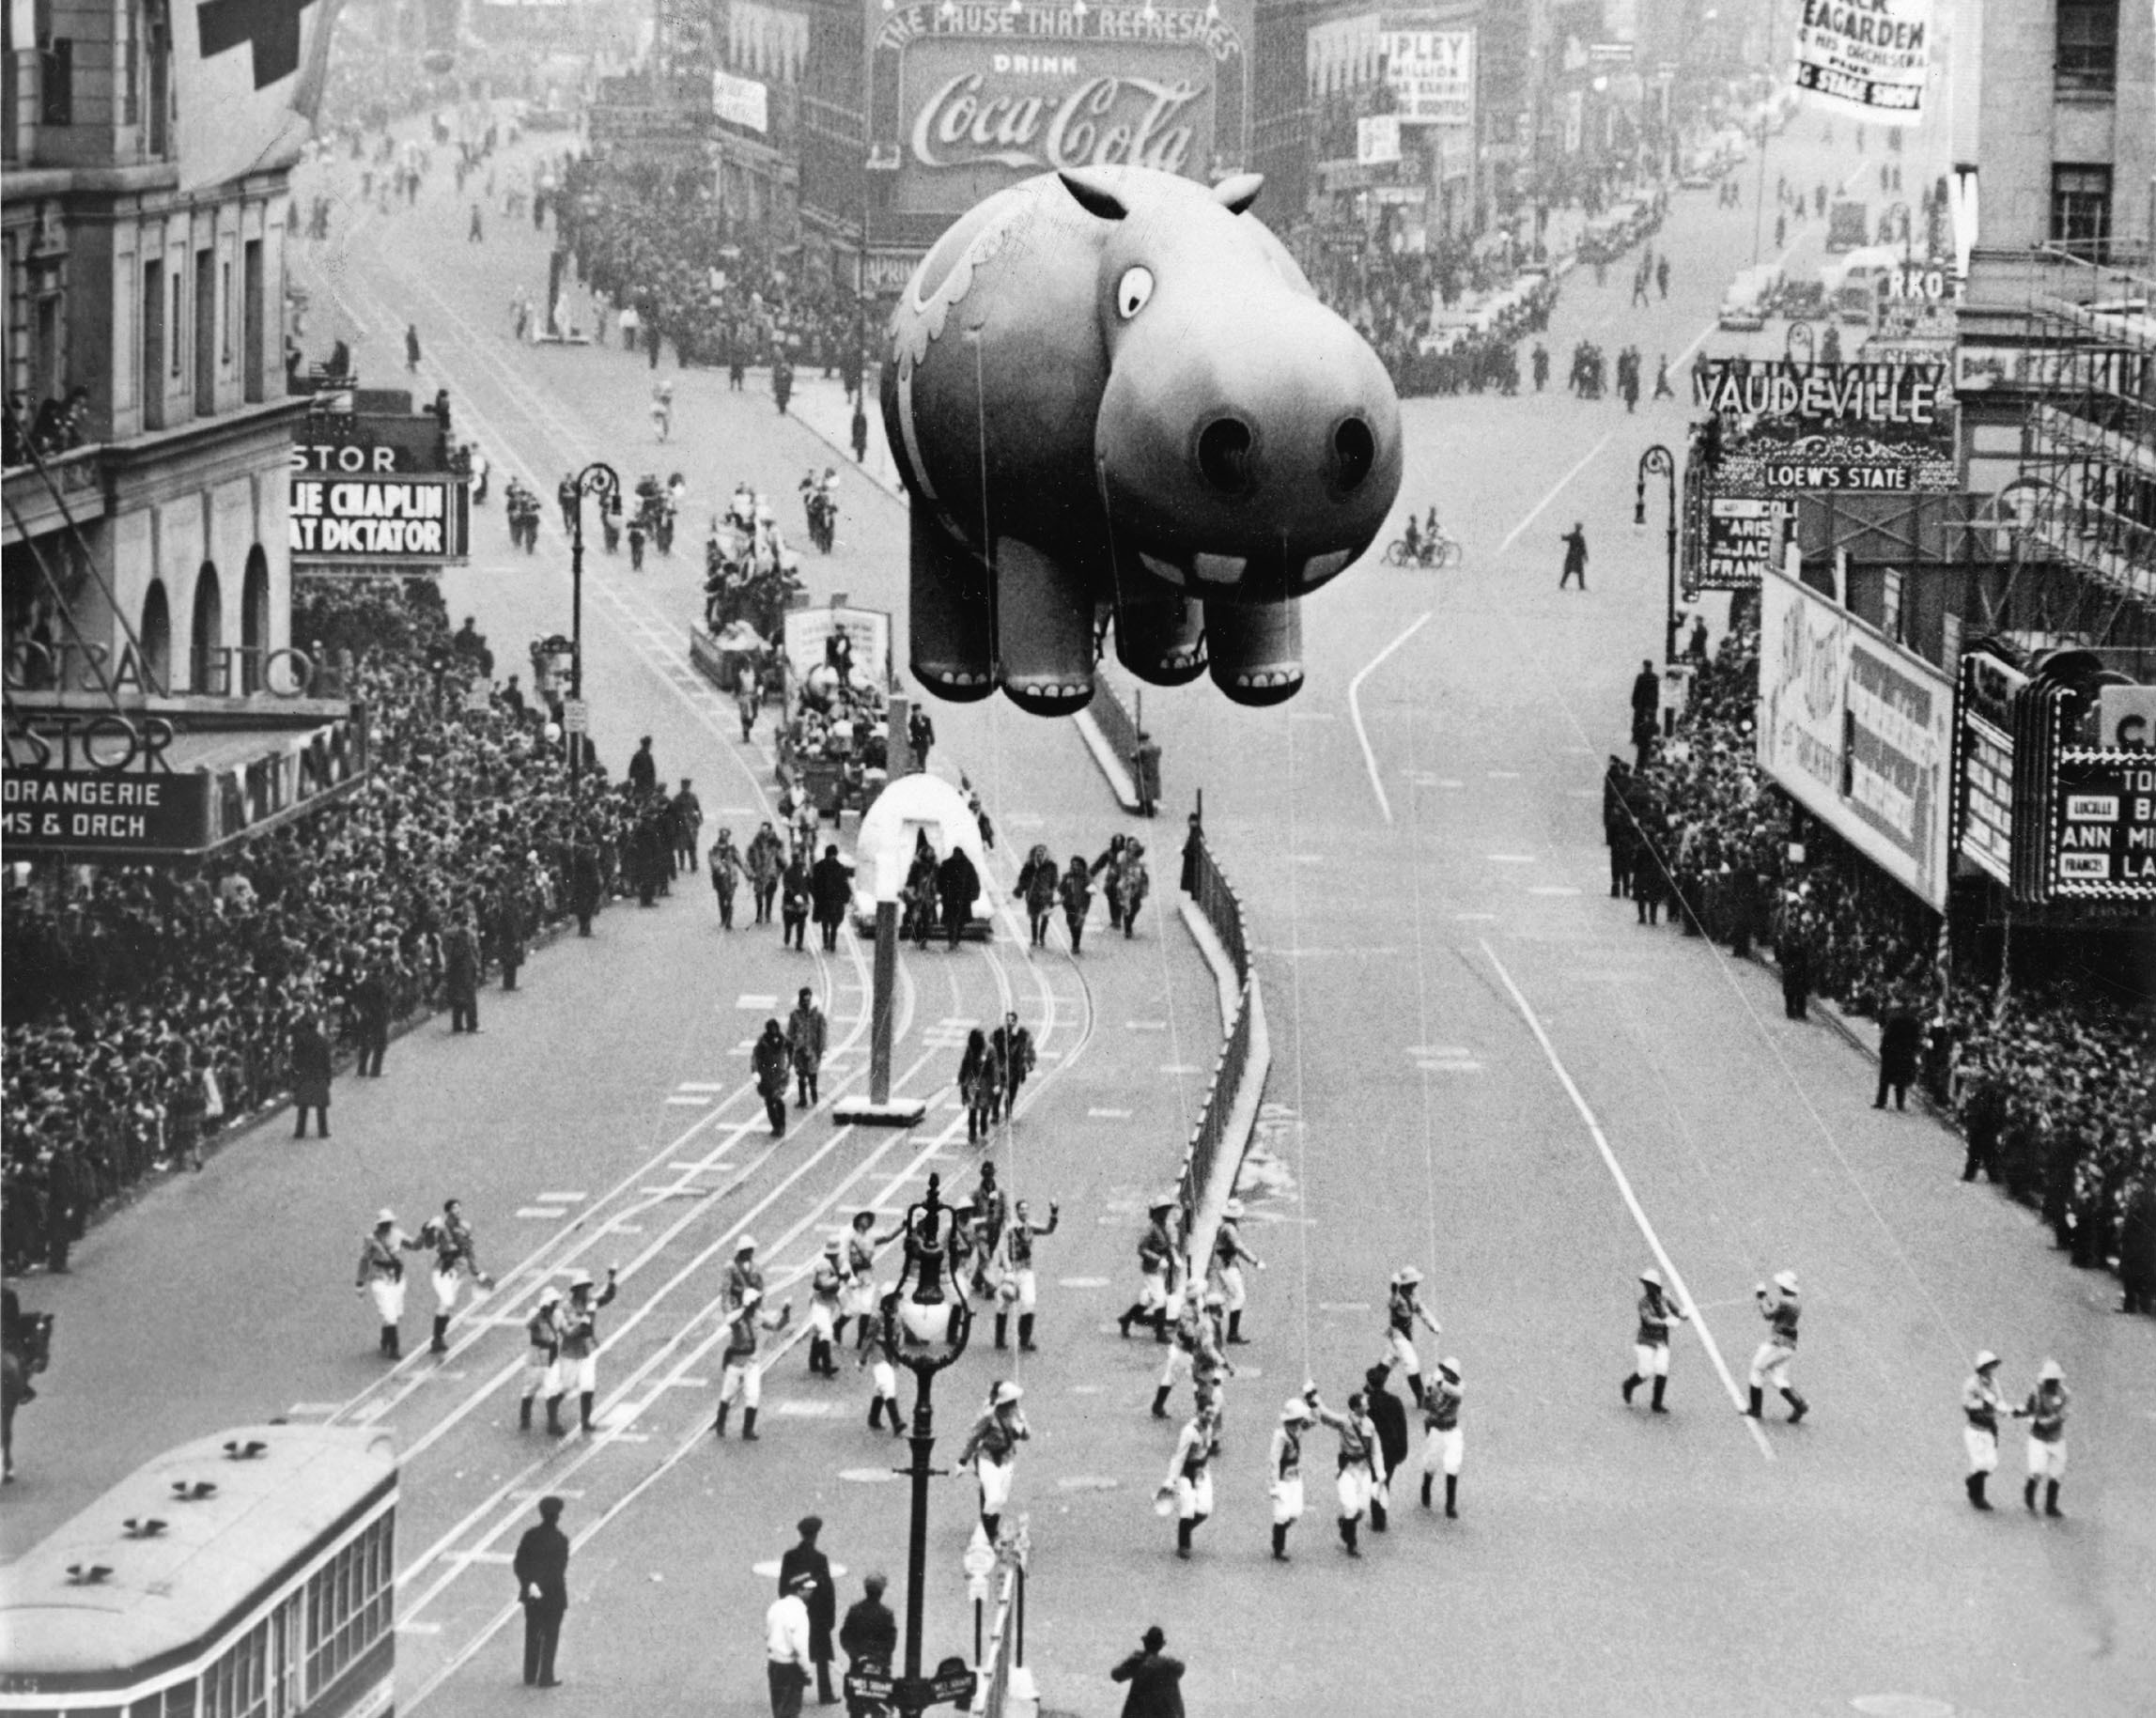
<box><xmin>870</xmin><ymin>1</ymin><xmax>1249</xmax><ymax>218</ymax></box>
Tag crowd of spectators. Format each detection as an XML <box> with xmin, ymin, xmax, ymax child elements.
<box><xmin>1605</xmin><ymin>625</ymin><xmax>2156</xmax><ymax>1311</ymax></box>
<box><xmin>553</xmin><ymin>157</ymin><xmax>867</xmax><ymax>386</ymax></box>
<box><xmin>0</xmin><ymin>581</ymin><xmax>670</xmax><ymax>1277</ymax></box>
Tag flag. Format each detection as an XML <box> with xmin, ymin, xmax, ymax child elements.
<box><xmin>174</xmin><ymin>0</ymin><xmax>346</xmax><ymax>193</ymax></box>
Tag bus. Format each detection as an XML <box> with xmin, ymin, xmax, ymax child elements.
<box><xmin>1820</xmin><ymin>246</ymin><xmax>1902</xmax><ymax>326</ymax></box>
<box><xmin>0</xmin><ymin>1425</ymin><xmax>397</xmax><ymax>1718</ymax></box>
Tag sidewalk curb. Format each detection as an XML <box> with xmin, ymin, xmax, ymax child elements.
<box><xmin>1072</xmin><ymin>707</ymin><xmax>1145</xmax><ymax>813</ymax></box>
<box><xmin>1175</xmin><ymin>896</ymin><xmax>1271</xmax><ymax>1284</ymax></box>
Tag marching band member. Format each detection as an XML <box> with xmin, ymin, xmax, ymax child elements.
<box><xmin>1745</xmin><ymin>1270</ymin><xmax>1808</xmax><ymax>1423</ymax></box>
<box><xmin>955</xmin><ymin>1380</ymin><xmax>1030</xmax><ymax>1541</ymax></box>
<box><xmin>354</xmin><ymin>1209</ymin><xmax>422</xmax><ymax>1358</ymax></box>
<box><xmin>554</xmin><ymin>1265</ymin><xmax>618</xmax><ymax>1436</ymax></box>
<box><xmin>1621</xmin><ymin>1267</ymin><xmax>1686</xmax><ymax>1414</ymax></box>
<box><xmin>520</xmin><ymin>1289</ymin><xmax>563</xmax><ymax>1433</ymax></box>
<box><xmin>416</xmin><ymin>1197</ymin><xmax>493</xmax><ymax>1354</ymax></box>
<box><xmin>715</xmin><ymin>1287</ymin><xmax>793</xmax><ymax>1442</ymax></box>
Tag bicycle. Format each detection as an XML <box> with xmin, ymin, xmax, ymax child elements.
<box><xmin>1382</xmin><ymin>532</ymin><xmax>1464</xmax><ymax>569</ymax></box>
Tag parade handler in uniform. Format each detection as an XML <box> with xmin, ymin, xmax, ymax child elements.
<box><xmin>956</xmin><ymin>1380</ymin><xmax>1030</xmax><ymax>1540</ymax></box>
<box><xmin>520</xmin><ymin>1289</ymin><xmax>563</xmax><ymax>1433</ymax></box>
<box><xmin>716</xmin><ymin>1287</ymin><xmax>794</xmax><ymax>1441</ymax></box>
<box><xmin>1745</xmin><ymin>1270</ymin><xmax>1807</xmax><ymax>1424</ymax></box>
<box><xmin>417</xmin><ymin>1198</ymin><xmax>494</xmax><ymax>1354</ymax></box>
<box><xmin>555</xmin><ymin>1265</ymin><xmax>619</xmax><ymax>1435</ymax></box>
<box><xmin>354</xmin><ymin>1209</ymin><xmax>423</xmax><ymax>1358</ymax></box>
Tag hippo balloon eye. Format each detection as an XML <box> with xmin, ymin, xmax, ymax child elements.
<box><xmin>1115</xmin><ymin>267</ymin><xmax>1155</xmax><ymax>319</ymax></box>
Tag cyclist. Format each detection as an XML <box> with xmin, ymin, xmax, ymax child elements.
<box><xmin>1402</xmin><ymin>515</ymin><xmax>1423</xmax><ymax>564</ymax></box>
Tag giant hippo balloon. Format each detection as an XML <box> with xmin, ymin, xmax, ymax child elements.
<box><xmin>883</xmin><ymin>164</ymin><xmax>1402</xmax><ymax>713</ymax></box>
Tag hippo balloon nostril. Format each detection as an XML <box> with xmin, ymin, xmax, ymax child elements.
<box><xmin>1195</xmin><ymin>416</ymin><xmax>1256</xmax><ymax>496</ymax></box>
<box><xmin>1331</xmin><ymin>415</ymin><xmax>1376</xmax><ymax>496</ymax></box>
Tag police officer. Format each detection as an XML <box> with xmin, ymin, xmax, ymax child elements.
<box><xmin>354</xmin><ymin>1209</ymin><xmax>422</xmax><ymax>1358</ymax></box>
<box><xmin>417</xmin><ymin>1198</ymin><xmax>493</xmax><ymax>1354</ymax></box>
<box><xmin>520</xmin><ymin>1289</ymin><xmax>563</xmax><ymax>1433</ymax></box>
<box><xmin>1620</xmin><ymin>1267</ymin><xmax>1686</xmax><ymax>1414</ymax></box>
<box><xmin>554</xmin><ymin>1265</ymin><xmax>619</xmax><ymax>1436</ymax></box>
<box><xmin>1745</xmin><ymin>1271</ymin><xmax>1807</xmax><ymax>1423</ymax></box>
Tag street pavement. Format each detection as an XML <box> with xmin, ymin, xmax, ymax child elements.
<box><xmin>4</xmin><ymin>109</ymin><xmax>2151</xmax><ymax>1718</ymax></box>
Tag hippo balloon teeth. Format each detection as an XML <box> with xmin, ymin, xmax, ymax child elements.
<box><xmin>883</xmin><ymin>164</ymin><xmax>1402</xmax><ymax>714</ymax></box>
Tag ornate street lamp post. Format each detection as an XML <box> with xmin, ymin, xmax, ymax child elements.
<box><xmin>1635</xmin><ymin>443</ymin><xmax>1680</xmax><ymax>664</ymax></box>
<box><xmin>565</xmin><ymin>460</ymin><xmax>619</xmax><ymax>789</ymax></box>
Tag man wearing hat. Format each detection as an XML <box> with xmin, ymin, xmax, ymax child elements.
<box><xmin>807</xmin><ymin>1241</ymin><xmax>845</xmax><ymax>1377</ymax></box>
<box><xmin>1109</xmin><ymin>1624</ymin><xmax>1186</xmax><ymax>1718</ymax></box>
<box><xmin>1745</xmin><ymin>1270</ymin><xmax>1807</xmax><ymax>1423</ymax></box>
<box><xmin>787</xmin><ymin>987</ymin><xmax>829</xmax><ymax>1108</ymax></box>
<box><xmin>777</xmin><ymin>1516</ymin><xmax>838</xmax><ymax>1705</ymax></box>
<box><xmin>728</xmin><ymin>1235</ymin><xmax>767</xmax><ymax>1312</ymax></box>
<box><xmin>417</xmin><ymin>1197</ymin><xmax>493</xmax><ymax>1355</ymax></box>
<box><xmin>1118</xmin><ymin>1199</ymin><xmax>1179</xmax><ymax>1343</ymax></box>
<box><xmin>1266</xmin><ymin>1396</ymin><xmax>1312</xmax><ymax>1561</ymax></box>
<box><xmin>1384</xmin><ymin>1266</ymin><xmax>1442</xmax><ymax>1406</ymax></box>
<box><xmin>553</xmin><ymin>1264</ymin><xmax>619</xmax><ymax>1435</ymax></box>
<box><xmin>716</xmin><ymin>1288</ymin><xmax>793</xmax><ymax>1440</ymax></box>
<box><xmin>2012</xmin><ymin>1359</ymin><xmax>2071</xmax><ymax>1517</ymax></box>
<box><xmin>860</xmin><ymin>1281</ymin><xmax>905</xmax><ymax>1436</ymax></box>
<box><xmin>1621</xmin><ymin>1267</ymin><xmax>1686</xmax><ymax>1414</ymax></box>
<box><xmin>670</xmin><ymin>778</ymin><xmax>704</xmax><ymax>878</ymax></box>
<box><xmin>513</xmin><ymin>1495</ymin><xmax>570</xmax><ymax>1687</ymax></box>
<box><xmin>1312</xmin><ymin>1387</ymin><xmax>1381</xmax><ymax>1556</ymax></box>
<box><xmin>957</xmin><ymin>1380</ymin><xmax>1030</xmax><ymax>1540</ymax></box>
<box><xmin>354</xmin><ymin>1210</ymin><xmax>422</xmax><ymax>1358</ymax></box>
<box><xmin>520</xmin><ymin>1289</ymin><xmax>564</xmax><ymax>1433</ymax></box>
<box><xmin>1961</xmin><ymin>1352</ymin><xmax>2005</xmax><ymax>1509</ymax></box>
<box><xmin>1362</xmin><ymin>1362</ymin><xmax>1409</xmax><ymax>1532</ymax></box>
<box><xmin>838</xmin><ymin>1573</ymin><xmax>898</xmax><ymax>1700</ymax></box>
<box><xmin>765</xmin><ymin>1567</ymin><xmax>817</xmax><ymax>1716</ymax></box>
<box><xmin>990</xmin><ymin>1197</ymin><xmax>1060</xmax><ymax>1353</ymax></box>
<box><xmin>1212</xmin><ymin>1200</ymin><xmax>1264</xmax><ymax>1346</ymax></box>
<box><xmin>1158</xmin><ymin>1399</ymin><xmax>1221</xmax><ymax>1559</ymax></box>
<box><xmin>1419</xmin><ymin>1358</ymin><xmax>1464</xmax><ymax>1517</ymax></box>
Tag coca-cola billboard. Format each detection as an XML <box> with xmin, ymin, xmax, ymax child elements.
<box><xmin>869</xmin><ymin>1</ymin><xmax>1249</xmax><ymax>219</ymax></box>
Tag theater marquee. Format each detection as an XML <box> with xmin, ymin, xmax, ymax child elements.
<box><xmin>867</xmin><ymin>0</ymin><xmax>1250</xmax><ymax>219</ymax></box>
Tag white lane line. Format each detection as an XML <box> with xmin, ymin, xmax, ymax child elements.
<box><xmin>665</xmin><ymin>1094</ymin><xmax>711</xmax><ymax>1107</ymax></box>
<box><xmin>1347</xmin><ymin>611</ymin><xmax>1434</xmax><ymax>826</ymax></box>
<box><xmin>737</xmin><ymin>994</ymin><xmax>779</xmax><ymax>1010</ymax></box>
<box><xmin>515</xmin><ymin>1207</ymin><xmax>568</xmax><ymax>1220</ymax></box>
<box><xmin>1481</xmin><ymin>939</ymin><xmax>1773</xmax><ymax>1462</ymax></box>
<box><xmin>535</xmin><ymin>1192</ymin><xmax>587</xmax><ymax>1203</ymax></box>
<box><xmin>1528</xmin><ymin>886</ymin><xmax>1583</xmax><ymax>897</ymax></box>
<box><xmin>1497</xmin><ymin>430</ymin><xmax>1614</xmax><ymax>554</ymax></box>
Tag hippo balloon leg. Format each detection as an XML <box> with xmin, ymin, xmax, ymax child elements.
<box><xmin>1204</xmin><ymin>598</ymin><xmax>1303</xmax><ymax>706</ymax></box>
<box><xmin>1112</xmin><ymin>566</ymin><xmax>1206</xmax><ymax>688</ymax></box>
<box><xmin>909</xmin><ymin>511</ymin><xmax>995</xmax><ymax>704</ymax></box>
<box><xmin>997</xmin><ymin>538</ymin><xmax>1096</xmax><ymax>716</ymax></box>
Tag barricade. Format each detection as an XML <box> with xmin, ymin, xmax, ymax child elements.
<box><xmin>968</xmin><ymin>1520</ymin><xmax>1031</xmax><ymax>1717</ymax></box>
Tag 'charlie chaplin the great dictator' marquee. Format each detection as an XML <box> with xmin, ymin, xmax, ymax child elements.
<box><xmin>867</xmin><ymin>1</ymin><xmax>1251</xmax><ymax>219</ymax></box>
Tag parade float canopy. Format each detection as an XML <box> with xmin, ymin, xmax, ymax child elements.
<box><xmin>850</xmin><ymin>771</ymin><xmax>991</xmax><ymax>928</ymax></box>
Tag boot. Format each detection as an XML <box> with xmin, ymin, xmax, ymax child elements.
<box><xmin>807</xmin><ymin>1338</ymin><xmax>827</xmax><ymax>1376</ymax></box>
<box><xmin>994</xmin><ymin>1314</ymin><xmax>1009</xmax><ymax>1351</ymax></box>
<box><xmin>889</xmin><ymin>1401</ymin><xmax>906</xmax><ymax>1440</ymax></box>
<box><xmin>2044</xmin><ymin>1479</ymin><xmax>2062</xmax><ymax>1518</ymax></box>
<box><xmin>1151</xmin><ymin>1385</ymin><xmax>1171</xmax><ymax>1419</ymax></box>
<box><xmin>580</xmin><ymin>1391</ymin><xmax>597</xmax><ymax>1432</ymax></box>
<box><xmin>1405</xmin><ymin>1373</ymin><xmax>1426</xmax><ymax>1408</ymax></box>
<box><xmin>1420</xmin><ymin>1475</ymin><xmax>1433</xmax><ymax>1509</ymax></box>
<box><xmin>741</xmin><ymin>1408</ymin><xmax>759</xmax><ymax>1442</ymax></box>
<box><xmin>385</xmin><ymin>1326</ymin><xmax>401</xmax><ymax>1359</ymax></box>
<box><xmin>831</xmin><ymin>1316</ymin><xmax>849</xmax><ymax>1349</ymax></box>
<box><xmin>1175</xmin><ymin>1519</ymin><xmax>1193</xmax><ymax>1558</ymax></box>
<box><xmin>1118</xmin><ymin>1307</ymin><xmax>1141</xmax><ymax>1339</ymax></box>
<box><xmin>1226</xmin><ymin>1310</ymin><xmax>1247</xmax><ymax>1345</ymax></box>
<box><xmin>1370</xmin><ymin>1498</ymin><xmax>1388</xmax><ymax>1533</ymax></box>
<box><xmin>431</xmin><ymin>1315</ymin><xmax>450</xmax><ymax>1354</ymax></box>
<box><xmin>714</xmin><ymin>1403</ymin><xmax>730</xmax><ymax>1438</ymax></box>
<box><xmin>1341</xmin><ymin>1519</ymin><xmax>1360</xmax><ymax>1557</ymax></box>
<box><xmin>1152</xmin><ymin>1309</ymin><xmax>1171</xmax><ymax>1344</ymax></box>
<box><xmin>379</xmin><ymin>1324</ymin><xmax>396</xmax><ymax>1356</ymax></box>
<box><xmin>867</xmin><ymin>1398</ymin><xmax>884</xmax><ymax>1431</ymax></box>
<box><xmin>520</xmin><ymin>1396</ymin><xmax>534</xmax><ymax>1432</ymax></box>
<box><xmin>1650</xmin><ymin>1377</ymin><xmax>1668</xmax><ymax>1414</ymax></box>
<box><xmin>2024</xmin><ymin>1477</ymin><xmax>2040</xmax><ymax>1513</ymax></box>
<box><xmin>1271</xmin><ymin>1524</ymin><xmax>1290</xmax><ymax>1561</ymax></box>
<box><xmin>1445</xmin><ymin>1475</ymin><xmax>1458</xmax><ymax>1519</ymax></box>
<box><xmin>1017</xmin><ymin>1314</ymin><xmax>1036</xmax><ymax>1352</ymax></box>
<box><xmin>547</xmin><ymin>1395</ymin><xmax>566</xmax><ymax>1436</ymax></box>
<box><xmin>1966</xmin><ymin>1472</ymin><xmax>1991</xmax><ymax>1510</ymax></box>
<box><xmin>1745</xmin><ymin>1385</ymin><xmax>1763</xmax><ymax>1418</ymax></box>
<box><xmin>1621</xmin><ymin>1373</ymin><xmax>1638</xmax><ymax>1404</ymax></box>
<box><xmin>1782</xmin><ymin>1388</ymin><xmax>1807</xmax><ymax>1425</ymax></box>
<box><xmin>982</xmin><ymin>1514</ymin><xmax>1000</xmax><ymax>1541</ymax></box>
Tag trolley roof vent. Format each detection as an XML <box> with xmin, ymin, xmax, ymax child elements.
<box><xmin>65</xmin><ymin>1564</ymin><xmax>115</xmax><ymax>1586</ymax></box>
<box><xmin>121</xmin><ymin>1518</ymin><xmax>168</xmax><ymax>1538</ymax></box>
<box><xmin>170</xmin><ymin>1479</ymin><xmax>219</xmax><ymax>1502</ymax></box>
<box><xmin>223</xmin><ymin>1439</ymin><xmax>271</xmax><ymax>1461</ymax></box>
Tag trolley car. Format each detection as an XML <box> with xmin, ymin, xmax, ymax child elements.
<box><xmin>0</xmin><ymin>1424</ymin><xmax>397</xmax><ymax>1718</ymax></box>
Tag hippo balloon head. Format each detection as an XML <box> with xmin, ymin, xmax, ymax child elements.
<box><xmin>1063</xmin><ymin>166</ymin><xmax>1403</xmax><ymax>600</ymax></box>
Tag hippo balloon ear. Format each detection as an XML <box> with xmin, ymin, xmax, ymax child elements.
<box><xmin>1212</xmin><ymin>173</ymin><xmax>1264</xmax><ymax>216</ymax></box>
<box><xmin>1058</xmin><ymin>168</ymin><xmax>1129</xmax><ymax>223</ymax></box>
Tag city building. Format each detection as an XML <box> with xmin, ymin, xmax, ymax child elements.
<box><xmin>3</xmin><ymin>0</ymin><xmax>364</xmax><ymax>859</ymax></box>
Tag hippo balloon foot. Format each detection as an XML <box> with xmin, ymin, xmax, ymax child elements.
<box><xmin>1214</xmin><ymin>667</ymin><xmax>1304</xmax><ymax>707</ymax></box>
<box><xmin>1003</xmin><ymin>678</ymin><xmax>1095</xmax><ymax>717</ymax></box>
<box><xmin>915</xmin><ymin>664</ymin><xmax>997</xmax><ymax>704</ymax></box>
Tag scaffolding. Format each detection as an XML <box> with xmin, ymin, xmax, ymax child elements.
<box><xmin>2001</xmin><ymin>244</ymin><xmax>2156</xmax><ymax>643</ymax></box>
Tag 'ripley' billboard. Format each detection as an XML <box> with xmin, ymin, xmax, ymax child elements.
<box><xmin>868</xmin><ymin>1</ymin><xmax>1250</xmax><ymax>219</ymax></box>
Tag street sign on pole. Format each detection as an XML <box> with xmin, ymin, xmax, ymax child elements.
<box><xmin>563</xmin><ymin>699</ymin><xmax>590</xmax><ymax>735</ymax></box>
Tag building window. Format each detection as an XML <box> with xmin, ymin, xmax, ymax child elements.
<box><xmin>2055</xmin><ymin>0</ymin><xmax>2118</xmax><ymax>93</ymax></box>
<box><xmin>123</xmin><ymin>8</ymin><xmax>138</xmax><ymax>125</ymax></box>
<box><xmin>39</xmin><ymin>37</ymin><xmax>71</xmax><ymax>125</ymax></box>
<box><xmin>2050</xmin><ymin>163</ymin><xmax>2113</xmax><ymax>256</ymax></box>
